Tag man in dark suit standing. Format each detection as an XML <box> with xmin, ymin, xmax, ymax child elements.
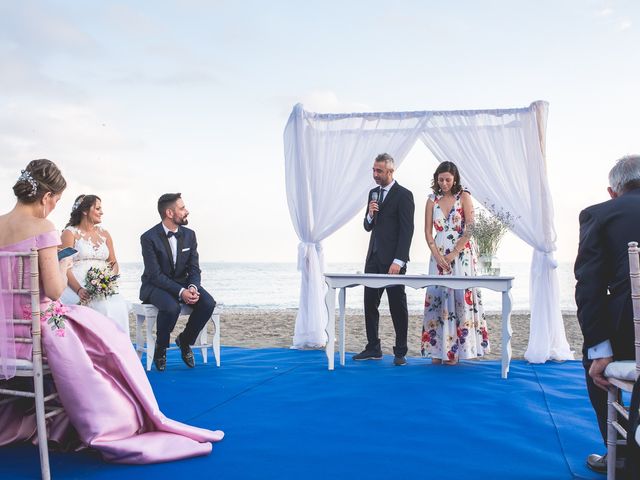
<box><xmin>575</xmin><ymin>155</ymin><xmax>640</xmax><ymax>473</ymax></box>
<box><xmin>353</xmin><ymin>153</ymin><xmax>415</xmax><ymax>366</ymax></box>
<box><xmin>140</xmin><ymin>193</ymin><xmax>216</xmax><ymax>371</ymax></box>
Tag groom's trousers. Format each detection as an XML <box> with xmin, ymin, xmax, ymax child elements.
<box><xmin>147</xmin><ymin>286</ymin><xmax>216</xmax><ymax>349</ymax></box>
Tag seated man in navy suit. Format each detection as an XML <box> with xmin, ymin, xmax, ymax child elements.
<box><xmin>140</xmin><ymin>193</ymin><xmax>216</xmax><ymax>371</ymax></box>
<box><xmin>575</xmin><ymin>155</ymin><xmax>640</xmax><ymax>473</ymax></box>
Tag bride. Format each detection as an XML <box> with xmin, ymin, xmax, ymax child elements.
<box><xmin>60</xmin><ymin>194</ymin><xmax>129</xmax><ymax>332</ymax></box>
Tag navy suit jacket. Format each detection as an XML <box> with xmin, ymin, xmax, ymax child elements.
<box><xmin>574</xmin><ymin>187</ymin><xmax>640</xmax><ymax>359</ymax></box>
<box><xmin>139</xmin><ymin>223</ymin><xmax>202</xmax><ymax>302</ymax></box>
<box><xmin>363</xmin><ymin>182</ymin><xmax>415</xmax><ymax>267</ymax></box>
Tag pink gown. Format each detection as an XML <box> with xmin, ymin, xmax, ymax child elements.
<box><xmin>0</xmin><ymin>231</ymin><xmax>224</xmax><ymax>464</ymax></box>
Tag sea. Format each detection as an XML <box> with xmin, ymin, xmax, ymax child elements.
<box><xmin>117</xmin><ymin>261</ymin><xmax>578</xmax><ymax>314</ymax></box>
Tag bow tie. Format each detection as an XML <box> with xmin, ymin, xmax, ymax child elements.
<box><xmin>166</xmin><ymin>230</ymin><xmax>181</xmax><ymax>239</ymax></box>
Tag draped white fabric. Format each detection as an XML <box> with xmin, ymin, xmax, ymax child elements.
<box><xmin>419</xmin><ymin>102</ymin><xmax>573</xmax><ymax>362</ymax></box>
<box><xmin>284</xmin><ymin>104</ymin><xmax>429</xmax><ymax>347</ymax></box>
<box><xmin>283</xmin><ymin>101</ymin><xmax>573</xmax><ymax>362</ymax></box>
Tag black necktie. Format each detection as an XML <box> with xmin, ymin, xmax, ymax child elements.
<box><xmin>379</xmin><ymin>188</ymin><xmax>386</xmax><ymax>203</ymax></box>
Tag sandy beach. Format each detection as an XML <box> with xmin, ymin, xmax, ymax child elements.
<box><xmin>130</xmin><ymin>309</ymin><xmax>582</xmax><ymax>361</ymax></box>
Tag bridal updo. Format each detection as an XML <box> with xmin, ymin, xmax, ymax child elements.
<box><xmin>66</xmin><ymin>194</ymin><xmax>101</xmax><ymax>228</ymax></box>
<box><xmin>13</xmin><ymin>159</ymin><xmax>67</xmax><ymax>203</ymax></box>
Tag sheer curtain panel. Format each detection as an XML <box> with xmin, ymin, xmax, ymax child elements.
<box><xmin>419</xmin><ymin>102</ymin><xmax>573</xmax><ymax>362</ymax></box>
<box><xmin>284</xmin><ymin>104</ymin><xmax>428</xmax><ymax>347</ymax></box>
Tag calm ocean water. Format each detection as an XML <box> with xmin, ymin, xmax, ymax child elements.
<box><xmin>118</xmin><ymin>261</ymin><xmax>578</xmax><ymax>313</ymax></box>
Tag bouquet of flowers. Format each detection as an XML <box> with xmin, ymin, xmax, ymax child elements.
<box><xmin>471</xmin><ymin>205</ymin><xmax>516</xmax><ymax>258</ymax></box>
<box><xmin>83</xmin><ymin>264</ymin><xmax>120</xmax><ymax>304</ymax></box>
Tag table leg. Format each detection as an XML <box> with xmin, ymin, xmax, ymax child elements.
<box><xmin>324</xmin><ymin>286</ymin><xmax>336</xmax><ymax>370</ymax></box>
<box><xmin>339</xmin><ymin>288</ymin><xmax>346</xmax><ymax>366</ymax></box>
<box><xmin>501</xmin><ymin>289</ymin><xmax>513</xmax><ymax>379</ymax></box>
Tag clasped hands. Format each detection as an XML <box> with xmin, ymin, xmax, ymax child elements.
<box><xmin>435</xmin><ymin>252</ymin><xmax>457</xmax><ymax>273</ymax></box>
<box><xmin>181</xmin><ymin>286</ymin><xmax>200</xmax><ymax>305</ymax></box>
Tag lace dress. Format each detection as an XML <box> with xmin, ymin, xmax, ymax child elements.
<box><xmin>0</xmin><ymin>231</ymin><xmax>224</xmax><ymax>463</ymax></box>
<box><xmin>422</xmin><ymin>192</ymin><xmax>490</xmax><ymax>361</ymax></box>
<box><xmin>60</xmin><ymin>226</ymin><xmax>129</xmax><ymax>333</ymax></box>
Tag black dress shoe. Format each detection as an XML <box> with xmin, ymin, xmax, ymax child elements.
<box><xmin>586</xmin><ymin>453</ymin><xmax>625</xmax><ymax>474</ymax></box>
<box><xmin>175</xmin><ymin>334</ymin><xmax>195</xmax><ymax>368</ymax></box>
<box><xmin>153</xmin><ymin>347</ymin><xmax>167</xmax><ymax>372</ymax></box>
<box><xmin>352</xmin><ymin>349</ymin><xmax>383</xmax><ymax>361</ymax></box>
<box><xmin>393</xmin><ymin>355</ymin><xmax>407</xmax><ymax>366</ymax></box>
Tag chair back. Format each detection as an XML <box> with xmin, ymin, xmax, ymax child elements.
<box><xmin>0</xmin><ymin>248</ymin><xmax>59</xmax><ymax>479</ymax></box>
<box><xmin>629</xmin><ymin>241</ymin><xmax>640</xmax><ymax>380</ymax></box>
<box><xmin>0</xmin><ymin>248</ymin><xmax>42</xmax><ymax>374</ymax></box>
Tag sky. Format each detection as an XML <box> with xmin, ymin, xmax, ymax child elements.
<box><xmin>0</xmin><ymin>0</ymin><xmax>638</xmax><ymax>265</ymax></box>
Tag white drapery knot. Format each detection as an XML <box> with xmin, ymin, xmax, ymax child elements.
<box><xmin>297</xmin><ymin>242</ymin><xmax>324</xmax><ymax>271</ymax></box>
<box><xmin>535</xmin><ymin>249</ymin><xmax>558</xmax><ymax>269</ymax></box>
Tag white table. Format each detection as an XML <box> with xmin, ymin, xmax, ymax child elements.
<box><xmin>323</xmin><ymin>273</ymin><xmax>514</xmax><ymax>378</ymax></box>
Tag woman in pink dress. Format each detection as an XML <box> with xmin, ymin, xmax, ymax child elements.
<box><xmin>0</xmin><ymin>159</ymin><xmax>223</xmax><ymax>463</ymax></box>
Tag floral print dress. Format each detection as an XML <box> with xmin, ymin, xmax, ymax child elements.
<box><xmin>422</xmin><ymin>191</ymin><xmax>490</xmax><ymax>361</ymax></box>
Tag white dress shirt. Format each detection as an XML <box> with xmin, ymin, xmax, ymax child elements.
<box><xmin>161</xmin><ymin>223</ymin><xmax>178</xmax><ymax>265</ymax></box>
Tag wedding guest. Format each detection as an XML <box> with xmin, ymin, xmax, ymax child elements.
<box><xmin>60</xmin><ymin>194</ymin><xmax>129</xmax><ymax>332</ymax></box>
<box><xmin>353</xmin><ymin>153</ymin><xmax>415</xmax><ymax>366</ymax></box>
<box><xmin>422</xmin><ymin>161</ymin><xmax>489</xmax><ymax>364</ymax></box>
<box><xmin>575</xmin><ymin>154</ymin><xmax>640</xmax><ymax>474</ymax></box>
<box><xmin>0</xmin><ymin>159</ymin><xmax>223</xmax><ymax>461</ymax></box>
<box><xmin>140</xmin><ymin>193</ymin><xmax>216</xmax><ymax>371</ymax></box>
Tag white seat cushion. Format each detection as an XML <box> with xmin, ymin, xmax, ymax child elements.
<box><xmin>604</xmin><ymin>360</ymin><xmax>638</xmax><ymax>381</ymax></box>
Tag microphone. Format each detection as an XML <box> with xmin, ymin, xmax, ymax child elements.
<box><xmin>371</xmin><ymin>190</ymin><xmax>379</xmax><ymax>221</ymax></box>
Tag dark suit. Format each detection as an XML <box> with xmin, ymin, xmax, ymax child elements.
<box><xmin>575</xmin><ymin>187</ymin><xmax>640</xmax><ymax>444</ymax></box>
<box><xmin>363</xmin><ymin>182</ymin><xmax>415</xmax><ymax>356</ymax></box>
<box><xmin>140</xmin><ymin>223</ymin><xmax>215</xmax><ymax>349</ymax></box>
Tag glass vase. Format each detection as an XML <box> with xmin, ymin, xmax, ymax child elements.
<box><xmin>478</xmin><ymin>254</ymin><xmax>500</xmax><ymax>276</ymax></box>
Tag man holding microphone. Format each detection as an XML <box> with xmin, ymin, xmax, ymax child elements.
<box><xmin>353</xmin><ymin>153</ymin><xmax>415</xmax><ymax>366</ymax></box>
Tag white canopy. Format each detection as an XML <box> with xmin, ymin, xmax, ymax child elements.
<box><xmin>283</xmin><ymin>101</ymin><xmax>573</xmax><ymax>363</ymax></box>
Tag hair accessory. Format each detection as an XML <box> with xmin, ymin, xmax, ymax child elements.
<box><xmin>71</xmin><ymin>197</ymin><xmax>84</xmax><ymax>212</ymax></box>
<box><xmin>18</xmin><ymin>170</ymin><xmax>38</xmax><ymax>197</ymax></box>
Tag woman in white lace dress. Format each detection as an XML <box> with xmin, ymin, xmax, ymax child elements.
<box><xmin>60</xmin><ymin>194</ymin><xmax>129</xmax><ymax>332</ymax></box>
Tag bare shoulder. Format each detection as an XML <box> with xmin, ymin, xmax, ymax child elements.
<box><xmin>32</xmin><ymin>217</ymin><xmax>57</xmax><ymax>235</ymax></box>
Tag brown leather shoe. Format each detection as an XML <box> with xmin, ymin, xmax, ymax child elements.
<box><xmin>175</xmin><ymin>334</ymin><xmax>195</xmax><ymax>368</ymax></box>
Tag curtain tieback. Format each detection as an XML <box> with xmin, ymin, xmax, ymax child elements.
<box><xmin>297</xmin><ymin>242</ymin><xmax>324</xmax><ymax>271</ymax></box>
<box><xmin>535</xmin><ymin>249</ymin><xmax>558</xmax><ymax>269</ymax></box>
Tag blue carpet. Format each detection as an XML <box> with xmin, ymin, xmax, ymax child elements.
<box><xmin>0</xmin><ymin>348</ymin><xmax>604</xmax><ymax>479</ymax></box>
